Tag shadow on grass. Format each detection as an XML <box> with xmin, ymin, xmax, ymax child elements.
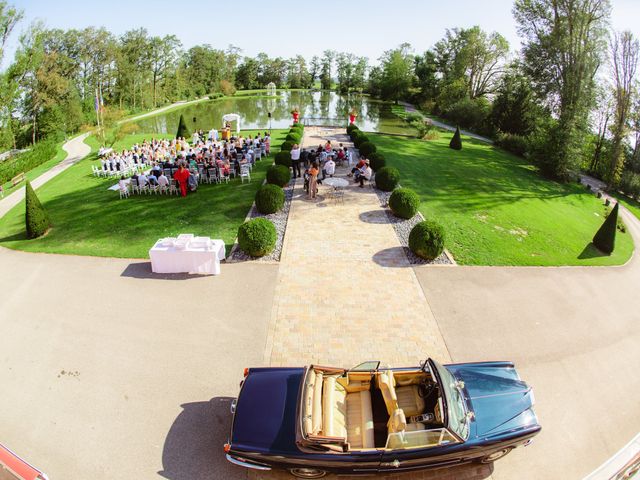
<box><xmin>159</xmin><ymin>397</ymin><xmax>244</xmax><ymax>480</ymax></box>
<box><xmin>578</xmin><ymin>243</ymin><xmax>610</xmax><ymax>260</ymax></box>
<box><xmin>121</xmin><ymin>262</ymin><xmax>213</xmax><ymax>280</ymax></box>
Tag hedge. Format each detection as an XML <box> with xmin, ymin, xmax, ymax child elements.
<box><xmin>346</xmin><ymin>124</ymin><xmax>359</xmax><ymax>135</ymax></box>
<box><xmin>389</xmin><ymin>188</ymin><xmax>420</xmax><ymax>219</ymax></box>
<box><xmin>358</xmin><ymin>141</ymin><xmax>377</xmax><ymax>157</ymax></box>
<box><xmin>25</xmin><ymin>180</ymin><xmax>51</xmax><ymax>239</ymax></box>
<box><xmin>375</xmin><ymin>166</ymin><xmax>400</xmax><ymax>192</ymax></box>
<box><xmin>409</xmin><ymin>220</ymin><xmax>445</xmax><ymax>260</ymax></box>
<box><xmin>285</xmin><ymin>133</ymin><xmax>301</xmax><ymax>144</ymax></box>
<box><xmin>266</xmin><ymin>164</ymin><xmax>291</xmax><ymax>187</ymax></box>
<box><xmin>368</xmin><ymin>152</ymin><xmax>386</xmax><ymax>171</ymax></box>
<box><xmin>274</xmin><ymin>151</ymin><xmax>292</xmax><ymax>168</ymax></box>
<box><xmin>593</xmin><ymin>202</ymin><xmax>618</xmax><ymax>254</ymax></box>
<box><xmin>280</xmin><ymin>141</ymin><xmax>294</xmax><ymax>152</ymax></box>
<box><xmin>238</xmin><ymin>218</ymin><xmax>277</xmax><ymax>257</ymax></box>
<box><xmin>255</xmin><ymin>184</ymin><xmax>285</xmax><ymax>214</ymax></box>
<box><xmin>0</xmin><ymin>140</ymin><xmax>57</xmax><ymax>186</ymax></box>
<box><xmin>449</xmin><ymin>126</ymin><xmax>462</xmax><ymax>150</ymax></box>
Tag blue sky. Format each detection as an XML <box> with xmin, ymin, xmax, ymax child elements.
<box><xmin>4</xmin><ymin>0</ymin><xmax>640</xmax><ymax>67</ymax></box>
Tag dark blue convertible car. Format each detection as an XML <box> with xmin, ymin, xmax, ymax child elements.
<box><xmin>224</xmin><ymin>358</ymin><xmax>540</xmax><ymax>478</ymax></box>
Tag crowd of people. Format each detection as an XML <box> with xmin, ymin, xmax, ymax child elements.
<box><xmin>103</xmin><ymin>129</ymin><xmax>271</xmax><ymax>197</ymax></box>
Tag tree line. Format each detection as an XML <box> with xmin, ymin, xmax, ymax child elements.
<box><xmin>1</xmin><ymin>0</ymin><xmax>639</xmax><ymax>191</ymax></box>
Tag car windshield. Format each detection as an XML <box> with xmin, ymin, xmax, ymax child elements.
<box><xmin>432</xmin><ymin>360</ymin><xmax>469</xmax><ymax>440</ymax></box>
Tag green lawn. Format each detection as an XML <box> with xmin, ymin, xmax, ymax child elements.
<box><xmin>613</xmin><ymin>193</ymin><xmax>640</xmax><ymax>222</ymax></box>
<box><xmin>371</xmin><ymin>133</ymin><xmax>634</xmax><ymax>266</ymax></box>
<box><xmin>0</xmin><ymin>129</ymin><xmax>287</xmax><ymax>258</ymax></box>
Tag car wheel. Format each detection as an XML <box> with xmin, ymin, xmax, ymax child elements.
<box><xmin>289</xmin><ymin>467</ymin><xmax>327</xmax><ymax>478</ymax></box>
<box><xmin>480</xmin><ymin>447</ymin><xmax>513</xmax><ymax>463</ymax></box>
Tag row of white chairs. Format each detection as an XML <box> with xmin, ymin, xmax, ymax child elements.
<box><xmin>93</xmin><ymin>164</ymin><xmax>146</xmax><ymax>178</ymax></box>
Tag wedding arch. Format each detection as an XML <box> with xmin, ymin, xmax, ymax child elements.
<box><xmin>221</xmin><ymin>113</ymin><xmax>241</xmax><ymax>134</ymax></box>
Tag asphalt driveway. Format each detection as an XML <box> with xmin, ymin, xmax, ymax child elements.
<box><xmin>0</xmin><ymin>248</ymin><xmax>277</xmax><ymax>480</ymax></box>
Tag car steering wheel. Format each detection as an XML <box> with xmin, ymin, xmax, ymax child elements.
<box><xmin>418</xmin><ymin>380</ymin><xmax>437</xmax><ymax>399</ymax></box>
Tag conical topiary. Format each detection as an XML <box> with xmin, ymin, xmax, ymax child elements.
<box><xmin>592</xmin><ymin>202</ymin><xmax>618</xmax><ymax>254</ymax></box>
<box><xmin>176</xmin><ymin>114</ymin><xmax>191</xmax><ymax>139</ymax></box>
<box><xmin>25</xmin><ymin>180</ymin><xmax>51</xmax><ymax>239</ymax></box>
<box><xmin>449</xmin><ymin>126</ymin><xmax>462</xmax><ymax>150</ymax></box>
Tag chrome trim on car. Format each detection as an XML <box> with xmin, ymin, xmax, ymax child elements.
<box><xmin>230</xmin><ymin>398</ymin><xmax>237</xmax><ymax>414</ymax></box>
<box><xmin>225</xmin><ymin>454</ymin><xmax>272</xmax><ymax>471</ymax></box>
<box><xmin>523</xmin><ymin>439</ymin><xmax>534</xmax><ymax>447</ymax></box>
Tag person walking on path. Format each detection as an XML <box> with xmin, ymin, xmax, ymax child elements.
<box><xmin>290</xmin><ymin>144</ymin><xmax>301</xmax><ymax>179</ymax></box>
<box><xmin>308</xmin><ymin>162</ymin><xmax>319</xmax><ymax>200</ymax></box>
<box><xmin>173</xmin><ymin>164</ymin><xmax>190</xmax><ymax>197</ymax></box>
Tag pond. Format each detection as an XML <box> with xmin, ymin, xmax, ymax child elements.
<box><xmin>134</xmin><ymin>90</ymin><xmax>411</xmax><ymax>135</ymax></box>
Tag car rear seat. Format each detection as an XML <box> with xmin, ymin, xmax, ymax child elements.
<box><xmin>322</xmin><ymin>376</ymin><xmax>375</xmax><ymax>449</ymax></box>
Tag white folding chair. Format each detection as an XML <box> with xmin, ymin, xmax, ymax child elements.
<box><xmin>240</xmin><ymin>164</ymin><xmax>251</xmax><ymax>183</ymax></box>
<box><xmin>119</xmin><ymin>186</ymin><xmax>130</xmax><ymax>199</ymax></box>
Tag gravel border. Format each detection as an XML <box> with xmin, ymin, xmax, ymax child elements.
<box><xmin>228</xmin><ymin>178</ymin><xmax>296</xmax><ymax>262</ymax></box>
<box><xmin>374</xmin><ymin>189</ymin><xmax>454</xmax><ymax>266</ymax></box>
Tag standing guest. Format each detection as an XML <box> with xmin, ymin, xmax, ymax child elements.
<box><xmin>308</xmin><ymin>162</ymin><xmax>319</xmax><ymax>200</ymax></box>
<box><xmin>300</xmin><ymin>148</ymin><xmax>309</xmax><ymax>167</ymax></box>
<box><xmin>323</xmin><ymin>157</ymin><xmax>335</xmax><ymax>179</ymax></box>
<box><xmin>174</xmin><ymin>164</ymin><xmax>190</xmax><ymax>197</ymax></box>
<box><xmin>290</xmin><ymin>144</ymin><xmax>301</xmax><ymax>178</ymax></box>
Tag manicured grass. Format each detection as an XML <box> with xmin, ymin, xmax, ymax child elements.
<box><xmin>613</xmin><ymin>193</ymin><xmax>640</xmax><ymax>222</ymax></box>
<box><xmin>0</xmin><ymin>129</ymin><xmax>287</xmax><ymax>258</ymax></box>
<box><xmin>1</xmin><ymin>140</ymin><xmax>67</xmax><ymax>194</ymax></box>
<box><xmin>371</xmin><ymin>133</ymin><xmax>634</xmax><ymax>266</ymax></box>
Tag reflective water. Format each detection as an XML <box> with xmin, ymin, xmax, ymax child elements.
<box><xmin>134</xmin><ymin>91</ymin><xmax>410</xmax><ymax>135</ymax></box>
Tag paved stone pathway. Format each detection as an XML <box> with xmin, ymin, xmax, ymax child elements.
<box><xmin>264</xmin><ymin>126</ymin><xmax>451</xmax><ymax>368</ymax></box>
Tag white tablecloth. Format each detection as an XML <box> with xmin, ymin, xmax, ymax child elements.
<box><xmin>149</xmin><ymin>237</ymin><xmax>226</xmax><ymax>275</ymax></box>
<box><xmin>323</xmin><ymin>177</ymin><xmax>349</xmax><ymax>188</ymax></box>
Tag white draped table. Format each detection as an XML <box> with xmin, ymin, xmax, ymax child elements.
<box><xmin>149</xmin><ymin>235</ymin><xmax>226</xmax><ymax>275</ymax></box>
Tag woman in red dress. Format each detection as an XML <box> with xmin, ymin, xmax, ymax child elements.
<box><xmin>173</xmin><ymin>164</ymin><xmax>190</xmax><ymax>197</ymax></box>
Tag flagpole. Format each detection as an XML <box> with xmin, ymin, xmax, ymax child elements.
<box><xmin>95</xmin><ymin>88</ymin><xmax>101</xmax><ymax>144</ymax></box>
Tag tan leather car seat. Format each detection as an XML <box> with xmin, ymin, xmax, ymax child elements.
<box><xmin>381</xmin><ymin>370</ymin><xmax>425</xmax><ymax>417</ymax></box>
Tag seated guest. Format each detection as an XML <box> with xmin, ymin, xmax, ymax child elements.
<box><xmin>158</xmin><ymin>172</ymin><xmax>169</xmax><ymax>188</ymax></box>
<box><xmin>323</xmin><ymin>157</ymin><xmax>335</xmax><ymax>179</ymax></box>
<box><xmin>138</xmin><ymin>171</ymin><xmax>148</xmax><ymax>187</ymax></box>
<box><xmin>147</xmin><ymin>172</ymin><xmax>158</xmax><ymax>186</ymax></box>
<box><xmin>118</xmin><ymin>176</ymin><xmax>128</xmax><ymax>192</ymax></box>
<box><xmin>355</xmin><ymin>160</ymin><xmax>372</xmax><ymax>188</ymax></box>
<box><xmin>349</xmin><ymin>157</ymin><xmax>366</xmax><ymax>177</ymax></box>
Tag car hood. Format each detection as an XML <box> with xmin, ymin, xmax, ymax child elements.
<box><xmin>447</xmin><ymin>362</ymin><xmax>538</xmax><ymax>437</ymax></box>
<box><xmin>231</xmin><ymin>367</ymin><xmax>304</xmax><ymax>454</ymax></box>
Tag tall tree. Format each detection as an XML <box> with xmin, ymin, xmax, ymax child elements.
<box><xmin>589</xmin><ymin>83</ymin><xmax>614</xmax><ymax>174</ymax></box>
<box><xmin>606</xmin><ymin>31</ymin><xmax>639</xmax><ymax>185</ymax></box>
<box><xmin>149</xmin><ymin>35</ymin><xmax>181</xmax><ymax>107</ymax></box>
<box><xmin>0</xmin><ymin>0</ymin><xmax>22</xmax><ymax>62</ymax></box>
<box><xmin>380</xmin><ymin>43</ymin><xmax>414</xmax><ymax>103</ymax></box>
<box><xmin>514</xmin><ymin>0</ymin><xmax>611</xmax><ymax>180</ymax></box>
<box><xmin>320</xmin><ymin>50</ymin><xmax>335</xmax><ymax>90</ymax></box>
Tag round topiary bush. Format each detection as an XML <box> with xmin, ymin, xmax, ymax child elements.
<box><xmin>409</xmin><ymin>220</ymin><xmax>445</xmax><ymax>260</ymax></box>
<box><xmin>358</xmin><ymin>141</ymin><xmax>377</xmax><ymax>157</ymax></box>
<box><xmin>275</xmin><ymin>150</ymin><xmax>292</xmax><ymax>168</ymax></box>
<box><xmin>375</xmin><ymin>166</ymin><xmax>400</xmax><ymax>192</ymax></box>
<box><xmin>352</xmin><ymin>131</ymin><xmax>368</xmax><ymax>147</ymax></box>
<box><xmin>346</xmin><ymin>123</ymin><xmax>359</xmax><ymax>135</ymax></box>
<box><xmin>255</xmin><ymin>184</ymin><xmax>285</xmax><ymax>214</ymax></box>
<box><xmin>286</xmin><ymin>133</ymin><xmax>301</xmax><ymax>144</ymax></box>
<box><xmin>281</xmin><ymin>141</ymin><xmax>294</xmax><ymax>152</ymax></box>
<box><xmin>266</xmin><ymin>164</ymin><xmax>291</xmax><ymax>187</ymax></box>
<box><xmin>368</xmin><ymin>152</ymin><xmax>386</xmax><ymax>171</ymax></box>
<box><xmin>389</xmin><ymin>188</ymin><xmax>420</xmax><ymax>219</ymax></box>
<box><xmin>238</xmin><ymin>218</ymin><xmax>277</xmax><ymax>257</ymax></box>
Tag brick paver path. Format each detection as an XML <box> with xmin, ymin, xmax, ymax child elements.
<box><xmin>264</xmin><ymin>126</ymin><xmax>451</xmax><ymax>368</ymax></box>
<box><xmin>254</xmin><ymin>127</ymin><xmax>489</xmax><ymax>479</ymax></box>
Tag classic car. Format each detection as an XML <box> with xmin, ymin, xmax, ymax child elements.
<box><xmin>224</xmin><ymin>358</ymin><xmax>541</xmax><ymax>478</ymax></box>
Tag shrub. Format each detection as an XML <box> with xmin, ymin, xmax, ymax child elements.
<box><xmin>389</xmin><ymin>188</ymin><xmax>420</xmax><ymax>219</ymax></box>
<box><xmin>286</xmin><ymin>133</ymin><xmax>301</xmax><ymax>144</ymax></box>
<box><xmin>266</xmin><ymin>164</ymin><xmax>291</xmax><ymax>187</ymax></box>
<box><xmin>409</xmin><ymin>220</ymin><xmax>445</xmax><ymax>260</ymax></box>
<box><xmin>353</xmin><ymin>132</ymin><xmax>369</xmax><ymax>148</ymax></box>
<box><xmin>25</xmin><ymin>180</ymin><xmax>51</xmax><ymax>239</ymax></box>
<box><xmin>280</xmin><ymin>141</ymin><xmax>294</xmax><ymax>152</ymax></box>
<box><xmin>274</xmin><ymin>150</ymin><xmax>292</xmax><ymax>168</ymax></box>
<box><xmin>449</xmin><ymin>126</ymin><xmax>462</xmax><ymax>150</ymax></box>
<box><xmin>0</xmin><ymin>140</ymin><xmax>57</xmax><ymax>185</ymax></box>
<box><xmin>255</xmin><ymin>184</ymin><xmax>285</xmax><ymax>214</ymax></box>
<box><xmin>368</xmin><ymin>152</ymin><xmax>386</xmax><ymax>171</ymax></box>
<box><xmin>443</xmin><ymin>97</ymin><xmax>491</xmax><ymax>134</ymax></box>
<box><xmin>291</xmin><ymin>123</ymin><xmax>304</xmax><ymax>132</ymax></box>
<box><xmin>176</xmin><ymin>114</ymin><xmax>190</xmax><ymax>139</ymax></box>
<box><xmin>375</xmin><ymin>166</ymin><xmax>400</xmax><ymax>192</ymax></box>
<box><xmin>404</xmin><ymin>112</ymin><xmax>423</xmax><ymax>124</ymax></box>
<box><xmin>346</xmin><ymin>124</ymin><xmax>359</xmax><ymax>135</ymax></box>
<box><xmin>619</xmin><ymin>171</ymin><xmax>640</xmax><ymax>199</ymax></box>
<box><xmin>219</xmin><ymin>79</ymin><xmax>236</xmax><ymax>96</ymax></box>
<box><xmin>358</xmin><ymin>141</ymin><xmax>377</xmax><ymax>157</ymax></box>
<box><xmin>238</xmin><ymin>218</ymin><xmax>277</xmax><ymax>257</ymax></box>
<box><xmin>495</xmin><ymin>132</ymin><xmax>528</xmax><ymax>157</ymax></box>
<box><xmin>593</xmin><ymin>202</ymin><xmax>618</xmax><ymax>254</ymax></box>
